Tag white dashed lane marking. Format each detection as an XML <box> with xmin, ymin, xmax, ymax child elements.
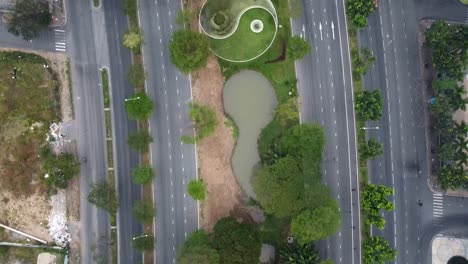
<box><xmin>54</xmin><ymin>29</ymin><xmax>66</xmax><ymax>52</ymax></box>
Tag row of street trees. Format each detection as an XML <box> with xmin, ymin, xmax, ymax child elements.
<box><xmin>425</xmin><ymin>21</ymin><xmax>468</xmax><ymax>190</ymax></box>
<box><xmin>345</xmin><ymin>6</ymin><xmax>397</xmax><ymax>262</ymax></box>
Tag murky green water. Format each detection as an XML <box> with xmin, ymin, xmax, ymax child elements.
<box><xmin>223</xmin><ymin>70</ymin><xmax>277</xmax><ymax>198</ymax></box>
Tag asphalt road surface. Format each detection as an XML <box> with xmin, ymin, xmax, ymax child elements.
<box><xmin>291</xmin><ymin>0</ymin><xmax>362</xmax><ymax>263</ymax></box>
<box><xmin>101</xmin><ymin>0</ymin><xmax>143</xmax><ymax>263</ymax></box>
<box><xmin>65</xmin><ymin>0</ymin><xmax>110</xmax><ymax>262</ymax></box>
<box><xmin>359</xmin><ymin>0</ymin><xmax>468</xmax><ymax>263</ymax></box>
<box><xmin>138</xmin><ymin>0</ymin><xmax>198</xmax><ymax>263</ymax></box>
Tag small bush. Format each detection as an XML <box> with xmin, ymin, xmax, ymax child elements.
<box><xmin>187</xmin><ymin>179</ymin><xmax>206</xmax><ymax>200</ymax></box>
<box><xmin>131</xmin><ymin>165</ymin><xmax>155</xmax><ymax>184</ymax></box>
<box><xmin>127</xmin><ymin>131</ymin><xmax>153</xmax><ymax>152</ymax></box>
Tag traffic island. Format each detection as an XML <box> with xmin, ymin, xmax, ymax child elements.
<box><xmin>432</xmin><ymin>236</ymin><xmax>468</xmax><ymax>264</ymax></box>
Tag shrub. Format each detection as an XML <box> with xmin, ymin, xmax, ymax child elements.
<box><xmin>131</xmin><ymin>165</ymin><xmax>155</xmax><ymax>185</ymax></box>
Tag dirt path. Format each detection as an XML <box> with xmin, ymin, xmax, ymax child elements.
<box><xmin>191</xmin><ymin>56</ymin><xmax>243</xmax><ymax>229</ymax></box>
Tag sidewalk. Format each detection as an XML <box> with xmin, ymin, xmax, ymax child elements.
<box><xmin>49</xmin><ymin>0</ymin><xmax>66</xmax><ymax>27</ymax></box>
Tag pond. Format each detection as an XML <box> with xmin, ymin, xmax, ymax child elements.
<box><xmin>223</xmin><ymin>70</ymin><xmax>277</xmax><ymax>198</ymax></box>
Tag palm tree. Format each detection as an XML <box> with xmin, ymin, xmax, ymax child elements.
<box><xmin>279</xmin><ymin>242</ymin><xmax>320</xmax><ymax>264</ymax></box>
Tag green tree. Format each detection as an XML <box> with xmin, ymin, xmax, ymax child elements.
<box><xmin>187</xmin><ymin>179</ymin><xmax>206</xmax><ymax>200</ymax></box>
<box><xmin>279</xmin><ymin>242</ymin><xmax>320</xmax><ymax>264</ymax></box>
<box><xmin>132</xmin><ymin>199</ymin><xmax>155</xmax><ymax>223</ymax></box>
<box><xmin>355</xmin><ymin>90</ymin><xmax>383</xmax><ymax>121</ymax></box>
<box><xmin>211</xmin><ymin>217</ymin><xmax>261</xmax><ymax>264</ymax></box>
<box><xmin>127</xmin><ymin>64</ymin><xmax>146</xmax><ymax>88</ymax></box>
<box><xmin>281</xmin><ymin>123</ymin><xmax>326</xmax><ymax>171</ymax></box>
<box><xmin>287</xmin><ymin>36</ymin><xmax>311</xmax><ymax>60</ymax></box>
<box><xmin>346</xmin><ymin>0</ymin><xmax>375</xmax><ymax>28</ymax></box>
<box><xmin>123</xmin><ymin>30</ymin><xmax>142</xmax><ymax>50</ymax></box>
<box><xmin>361</xmin><ymin>184</ymin><xmax>394</xmax><ymax>215</ymax></box>
<box><xmin>131</xmin><ymin>165</ymin><xmax>155</xmax><ymax>185</ymax></box>
<box><xmin>290</xmin><ymin>205</ymin><xmax>341</xmax><ymax>244</ymax></box>
<box><xmin>352</xmin><ymin>48</ymin><xmax>376</xmax><ymax>80</ymax></box>
<box><xmin>125</xmin><ymin>92</ymin><xmax>155</xmax><ymax>120</ymax></box>
<box><xmin>360</xmin><ymin>138</ymin><xmax>383</xmax><ymax>160</ymax></box>
<box><xmin>275</xmin><ymin>97</ymin><xmax>299</xmax><ymax>127</ymax></box>
<box><xmin>87</xmin><ymin>181</ymin><xmax>119</xmax><ymax>214</ymax></box>
<box><xmin>132</xmin><ymin>235</ymin><xmax>155</xmax><ymax>252</ymax></box>
<box><xmin>178</xmin><ymin>230</ymin><xmax>220</xmax><ymax>264</ymax></box>
<box><xmin>253</xmin><ymin>157</ymin><xmax>306</xmax><ymax>217</ymax></box>
<box><xmin>169</xmin><ymin>30</ymin><xmax>210</xmax><ymax>74</ymax></box>
<box><xmin>439</xmin><ymin>165</ymin><xmax>467</xmax><ymax>190</ymax></box>
<box><xmin>188</xmin><ymin>103</ymin><xmax>217</xmax><ymax>140</ymax></box>
<box><xmin>363</xmin><ymin>236</ymin><xmax>397</xmax><ymax>264</ymax></box>
<box><xmin>40</xmin><ymin>148</ymin><xmax>80</xmax><ymax>189</ymax></box>
<box><xmin>432</xmin><ymin>78</ymin><xmax>466</xmax><ymax>112</ymax></box>
<box><xmin>8</xmin><ymin>0</ymin><xmax>52</xmax><ymax>40</ymax></box>
<box><xmin>425</xmin><ymin>21</ymin><xmax>468</xmax><ymax>79</ymax></box>
<box><xmin>127</xmin><ymin>131</ymin><xmax>153</xmax><ymax>152</ymax></box>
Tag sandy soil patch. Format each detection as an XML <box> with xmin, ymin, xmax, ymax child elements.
<box><xmin>191</xmin><ymin>55</ymin><xmax>243</xmax><ymax>229</ymax></box>
<box><xmin>0</xmin><ymin>192</ymin><xmax>52</xmax><ymax>241</ymax></box>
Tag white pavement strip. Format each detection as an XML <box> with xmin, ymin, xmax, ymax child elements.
<box><xmin>54</xmin><ymin>29</ymin><xmax>66</xmax><ymax>52</ymax></box>
<box><xmin>432</xmin><ymin>193</ymin><xmax>444</xmax><ymax>225</ymax></box>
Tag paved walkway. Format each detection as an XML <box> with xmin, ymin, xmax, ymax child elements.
<box><xmin>432</xmin><ymin>236</ymin><xmax>468</xmax><ymax>264</ymax></box>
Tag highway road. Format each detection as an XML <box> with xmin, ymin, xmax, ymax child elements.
<box><xmin>101</xmin><ymin>0</ymin><xmax>143</xmax><ymax>263</ymax></box>
<box><xmin>65</xmin><ymin>0</ymin><xmax>110</xmax><ymax>262</ymax></box>
<box><xmin>138</xmin><ymin>0</ymin><xmax>199</xmax><ymax>263</ymax></box>
<box><xmin>291</xmin><ymin>0</ymin><xmax>362</xmax><ymax>263</ymax></box>
<box><xmin>359</xmin><ymin>0</ymin><xmax>468</xmax><ymax>263</ymax></box>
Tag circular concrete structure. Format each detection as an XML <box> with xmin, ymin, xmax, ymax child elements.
<box><xmin>250</xmin><ymin>19</ymin><xmax>264</xmax><ymax>33</ymax></box>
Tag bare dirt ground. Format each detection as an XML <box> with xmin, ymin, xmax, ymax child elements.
<box><xmin>191</xmin><ymin>55</ymin><xmax>243</xmax><ymax>230</ymax></box>
<box><xmin>0</xmin><ymin>48</ymin><xmax>79</xmax><ymax>246</ymax></box>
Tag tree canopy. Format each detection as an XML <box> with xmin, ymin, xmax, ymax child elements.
<box><xmin>87</xmin><ymin>181</ymin><xmax>119</xmax><ymax>214</ymax></box>
<box><xmin>132</xmin><ymin>235</ymin><xmax>155</xmax><ymax>252</ymax></box>
<box><xmin>127</xmin><ymin>131</ymin><xmax>153</xmax><ymax>152</ymax></box>
<box><xmin>211</xmin><ymin>217</ymin><xmax>261</xmax><ymax>264</ymax></box>
<box><xmin>360</xmin><ymin>138</ymin><xmax>383</xmax><ymax>160</ymax></box>
<box><xmin>8</xmin><ymin>0</ymin><xmax>52</xmax><ymax>40</ymax></box>
<box><xmin>346</xmin><ymin>0</ymin><xmax>375</xmax><ymax>28</ymax></box>
<box><xmin>279</xmin><ymin>242</ymin><xmax>320</xmax><ymax>264</ymax></box>
<box><xmin>355</xmin><ymin>90</ymin><xmax>383</xmax><ymax>121</ymax></box>
<box><xmin>132</xmin><ymin>199</ymin><xmax>156</xmax><ymax>223</ymax></box>
<box><xmin>169</xmin><ymin>30</ymin><xmax>210</xmax><ymax>74</ymax></box>
<box><xmin>125</xmin><ymin>92</ymin><xmax>154</xmax><ymax>120</ymax></box>
<box><xmin>187</xmin><ymin>179</ymin><xmax>207</xmax><ymax>200</ymax></box>
<box><xmin>352</xmin><ymin>47</ymin><xmax>376</xmax><ymax>81</ymax></box>
<box><xmin>287</xmin><ymin>36</ymin><xmax>311</xmax><ymax>60</ymax></box>
<box><xmin>123</xmin><ymin>30</ymin><xmax>142</xmax><ymax>50</ymax></box>
<box><xmin>361</xmin><ymin>184</ymin><xmax>394</xmax><ymax>229</ymax></box>
<box><xmin>281</xmin><ymin>123</ymin><xmax>326</xmax><ymax>164</ymax></box>
<box><xmin>40</xmin><ymin>147</ymin><xmax>80</xmax><ymax>189</ymax></box>
<box><xmin>425</xmin><ymin>21</ymin><xmax>468</xmax><ymax>80</ymax></box>
<box><xmin>290</xmin><ymin>205</ymin><xmax>341</xmax><ymax>244</ymax></box>
<box><xmin>254</xmin><ymin>157</ymin><xmax>306</xmax><ymax>217</ymax></box>
<box><xmin>188</xmin><ymin>103</ymin><xmax>217</xmax><ymax>140</ymax></box>
<box><xmin>275</xmin><ymin>97</ymin><xmax>300</xmax><ymax>127</ymax></box>
<box><xmin>177</xmin><ymin>230</ymin><xmax>220</xmax><ymax>264</ymax></box>
<box><xmin>363</xmin><ymin>236</ymin><xmax>397</xmax><ymax>264</ymax></box>
<box><xmin>131</xmin><ymin>165</ymin><xmax>155</xmax><ymax>185</ymax></box>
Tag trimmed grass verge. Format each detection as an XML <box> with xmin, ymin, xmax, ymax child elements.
<box><xmin>93</xmin><ymin>0</ymin><xmax>99</xmax><ymax>7</ymax></box>
<box><xmin>347</xmin><ymin>22</ymin><xmax>371</xmax><ymax>240</ymax></box>
<box><xmin>210</xmin><ymin>8</ymin><xmax>277</xmax><ymax>62</ymax></box>
<box><xmin>100</xmin><ymin>69</ymin><xmax>117</xmax><ymax>262</ymax></box>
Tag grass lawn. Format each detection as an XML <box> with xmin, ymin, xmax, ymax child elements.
<box><xmin>0</xmin><ymin>51</ymin><xmax>58</xmax><ymax>196</ymax></box>
<box><xmin>210</xmin><ymin>8</ymin><xmax>276</xmax><ymax>62</ymax></box>
<box><xmin>460</xmin><ymin>0</ymin><xmax>468</xmax><ymax>4</ymax></box>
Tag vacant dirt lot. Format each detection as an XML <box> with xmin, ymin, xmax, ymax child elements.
<box><xmin>0</xmin><ymin>48</ymin><xmax>72</xmax><ymax>242</ymax></box>
<box><xmin>191</xmin><ymin>56</ymin><xmax>243</xmax><ymax>229</ymax></box>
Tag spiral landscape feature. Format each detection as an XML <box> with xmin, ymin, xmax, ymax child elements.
<box><xmin>199</xmin><ymin>0</ymin><xmax>278</xmax><ymax>62</ymax></box>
